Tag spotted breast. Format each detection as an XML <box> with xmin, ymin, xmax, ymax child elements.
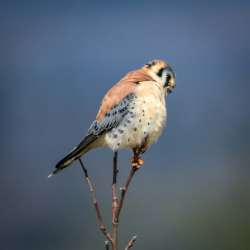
<box><xmin>105</xmin><ymin>80</ymin><xmax>167</xmax><ymax>152</ymax></box>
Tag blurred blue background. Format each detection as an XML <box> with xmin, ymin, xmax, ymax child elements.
<box><xmin>1</xmin><ymin>1</ymin><xmax>250</xmax><ymax>249</ymax></box>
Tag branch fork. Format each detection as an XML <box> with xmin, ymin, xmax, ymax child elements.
<box><xmin>78</xmin><ymin>152</ymin><xmax>141</xmax><ymax>250</ymax></box>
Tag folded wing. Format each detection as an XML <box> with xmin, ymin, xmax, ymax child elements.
<box><xmin>50</xmin><ymin>69</ymin><xmax>154</xmax><ymax>176</ymax></box>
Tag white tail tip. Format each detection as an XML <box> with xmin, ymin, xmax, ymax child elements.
<box><xmin>48</xmin><ymin>173</ymin><xmax>54</xmax><ymax>178</ymax></box>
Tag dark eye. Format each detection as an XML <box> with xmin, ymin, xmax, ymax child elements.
<box><xmin>166</xmin><ymin>74</ymin><xmax>171</xmax><ymax>82</ymax></box>
<box><xmin>157</xmin><ymin>68</ymin><xmax>164</xmax><ymax>77</ymax></box>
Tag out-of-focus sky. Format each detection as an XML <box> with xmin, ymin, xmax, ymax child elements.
<box><xmin>1</xmin><ymin>1</ymin><xmax>250</xmax><ymax>250</ymax></box>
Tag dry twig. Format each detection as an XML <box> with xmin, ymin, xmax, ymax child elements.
<box><xmin>112</xmin><ymin>151</ymin><xmax>119</xmax><ymax>249</ymax></box>
<box><xmin>79</xmin><ymin>159</ymin><xmax>113</xmax><ymax>244</ymax></box>
<box><xmin>79</xmin><ymin>153</ymin><xmax>140</xmax><ymax>250</ymax></box>
<box><xmin>105</xmin><ymin>240</ymin><xmax>110</xmax><ymax>250</ymax></box>
<box><xmin>115</xmin><ymin>166</ymin><xmax>139</xmax><ymax>222</ymax></box>
<box><xmin>124</xmin><ymin>235</ymin><xmax>137</xmax><ymax>250</ymax></box>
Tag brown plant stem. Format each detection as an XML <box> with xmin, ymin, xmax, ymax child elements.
<box><xmin>79</xmin><ymin>152</ymin><xmax>140</xmax><ymax>250</ymax></box>
<box><xmin>124</xmin><ymin>235</ymin><xmax>137</xmax><ymax>250</ymax></box>
<box><xmin>105</xmin><ymin>240</ymin><xmax>110</xmax><ymax>250</ymax></box>
<box><xmin>113</xmin><ymin>156</ymin><xmax>140</xmax><ymax>250</ymax></box>
<box><xmin>115</xmin><ymin>165</ymin><xmax>139</xmax><ymax>222</ymax></box>
<box><xmin>79</xmin><ymin>159</ymin><xmax>113</xmax><ymax>244</ymax></box>
<box><xmin>112</xmin><ymin>151</ymin><xmax>119</xmax><ymax>250</ymax></box>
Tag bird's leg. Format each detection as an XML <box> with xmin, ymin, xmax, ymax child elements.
<box><xmin>139</xmin><ymin>135</ymin><xmax>149</xmax><ymax>154</ymax></box>
<box><xmin>130</xmin><ymin>136</ymin><xmax>149</xmax><ymax>168</ymax></box>
<box><xmin>131</xmin><ymin>148</ymin><xmax>144</xmax><ymax>170</ymax></box>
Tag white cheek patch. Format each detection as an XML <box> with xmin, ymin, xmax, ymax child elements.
<box><xmin>161</xmin><ymin>70</ymin><xmax>168</xmax><ymax>86</ymax></box>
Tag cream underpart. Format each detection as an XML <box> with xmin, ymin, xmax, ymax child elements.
<box><xmin>105</xmin><ymin>81</ymin><xmax>167</xmax><ymax>151</ymax></box>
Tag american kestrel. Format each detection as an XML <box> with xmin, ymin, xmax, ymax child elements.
<box><xmin>50</xmin><ymin>59</ymin><xmax>175</xmax><ymax>176</ymax></box>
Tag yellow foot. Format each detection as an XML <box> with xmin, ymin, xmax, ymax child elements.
<box><xmin>131</xmin><ymin>156</ymin><xmax>144</xmax><ymax>170</ymax></box>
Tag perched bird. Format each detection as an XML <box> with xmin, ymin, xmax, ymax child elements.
<box><xmin>49</xmin><ymin>59</ymin><xmax>175</xmax><ymax>177</ymax></box>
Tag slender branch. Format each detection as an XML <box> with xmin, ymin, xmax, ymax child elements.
<box><xmin>105</xmin><ymin>240</ymin><xmax>110</xmax><ymax>250</ymax></box>
<box><xmin>124</xmin><ymin>235</ymin><xmax>137</xmax><ymax>250</ymax></box>
<box><xmin>112</xmin><ymin>151</ymin><xmax>119</xmax><ymax>222</ymax></box>
<box><xmin>79</xmin><ymin>159</ymin><xmax>113</xmax><ymax>244</ymax></box>
<box><xmin>79</xmin><ymin>152</ymin><xmax>141</xmax><ymax>250</ymax></box>
<box><xmin>115</xmin><ymin>165</ymin><xmax>139</xmax><ymax>222</ymax></box>
<box><xmin>112</xmin><ymin>151</ymin><xmax>119</xmax><ymax>250</ymax></box>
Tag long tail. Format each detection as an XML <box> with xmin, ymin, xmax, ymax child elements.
<box><xmin>49</xmin><ymin>134</ymin><xmax>97</xmax><ymax>177</ymax></box>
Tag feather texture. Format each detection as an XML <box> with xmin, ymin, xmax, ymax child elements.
<box><xmin>51</xmin><ymin>93</ymin><xmax>136</xmax><ymax>175</ymax></box>
<box><xmin>50</xmin><ymin>59</ymin><xmax>175</xmax><ymax>177</ymax></box>
<box><xmin>96</xmin><ymin>69</ymin><xmax>153</xmax><ymax>121</ymax></box>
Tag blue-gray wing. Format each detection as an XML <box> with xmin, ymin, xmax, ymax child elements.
<box><xmin>52</xmin><ymin>93</ymin><xmax>135</xmax><ymax>175</ymax></box>
<box><xmin>87</xmin><ymin>92</ymin><xmax>135</xmax><ymax>136</ymax></box>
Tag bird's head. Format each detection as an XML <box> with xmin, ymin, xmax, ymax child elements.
<box><xmin>144</xmin><ymin>59</ymin><xmax>176</xmax><ymax>94</ymax></box>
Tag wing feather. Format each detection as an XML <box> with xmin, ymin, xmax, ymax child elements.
<box><xmin>51</xmin><ymin>93</ymin><xmax>136</xmax><ymax>176</ymax></box>
<box><xmin>96</xmin><ymin>69</ymin><xmax>153</xmax><ymax>121</ymax></box>
<box><xmin>50</xmin><ymin>68</ymin><xmax>154</xmax><ymax>176</ymax></box>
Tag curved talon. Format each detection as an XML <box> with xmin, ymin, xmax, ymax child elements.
<box><xmin>131</xmin><ymin>156</ymin><xmax>144</xmax><ymax>170</ymax></box>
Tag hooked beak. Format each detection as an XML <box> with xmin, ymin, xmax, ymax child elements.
<box><xmin>164</xmin><ymin>65</ymin><xmax>176</xmax><ymax>94</ymax></box>
<box><xmin>165</xmin><ymin>73</ymin><xmax>176</xmax><ymax>94</ymax></box>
